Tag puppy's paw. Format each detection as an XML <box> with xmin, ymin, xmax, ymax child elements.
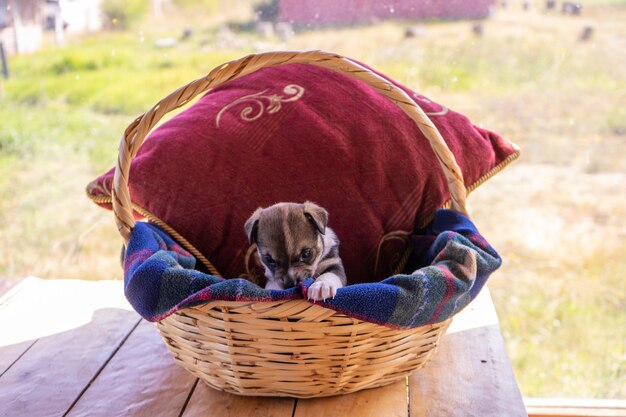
<box><xmin>307</xmin><ymin>278</ymin><xmax>339</xmax><ymax>301</ymax></box>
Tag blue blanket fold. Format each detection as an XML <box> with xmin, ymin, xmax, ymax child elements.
<box><xmin>123</xmin><ymin>209</ymin><xmax>501</xmax><ymax>328</ymax></box>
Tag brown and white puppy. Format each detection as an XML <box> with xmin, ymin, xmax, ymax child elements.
<box><xmin>244</xmin><ymin>201</ymin><xmax>347</xmax><ymax>301</ymax></box>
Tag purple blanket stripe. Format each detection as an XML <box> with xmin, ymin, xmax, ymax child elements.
<box><xmin>123</xmin><ymin>209</ymin><xmax>501</xmax><ymax>328</ymax></box>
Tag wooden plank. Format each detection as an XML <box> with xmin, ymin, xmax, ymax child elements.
<box><xmin>0</xmin><ymin>338</ymin><xmax>37</xmax><ymax>377</ymax></box>
<box><xmin>526</xmin><ymin>398</ymin><xmax>626</xmax><ymax>417</ymax></box>
<box><xmin>294</xmin><ymin>379</ymin><xmax>408</xmax><ymax>417</ymax></box>
<box><xmin>0</xmin><ymin>278</ymin><xmax>35</xmax><ymax>376</ymax></box>
<box><xmin>67</xmin><ymin>319</ymin><xmax>197</xmax><ymax>417</ymax></box>
<box><xmin>183</xmin><ymin>381</ymin><xmax>296</xmax><ymax>417</ymax></box>
<box><xmin>409</xmin><ymin>288</ymin><xmax>526</xmax><ymax>417</ymax></box>
<box><xmin>0</xmin><ymin>278</ymin><xmax>140</xmax><ymax>417</ymax></box>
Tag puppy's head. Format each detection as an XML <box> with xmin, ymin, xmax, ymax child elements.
<box><xmin>244</xmin><ymin>201</ymin><xmax>328</xmax><ymax>289</ymax></box>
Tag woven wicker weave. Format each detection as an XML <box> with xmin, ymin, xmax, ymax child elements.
<box><xmin>156</xmin><ymin>300</ymin><xmax>450</xmax><ymax>398</ymax></box>
<box><xmin>112</xmin><ymin>50</ymin><xmax>468</xmax><ymax>398</ymax></box>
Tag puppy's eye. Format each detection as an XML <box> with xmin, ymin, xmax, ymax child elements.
<box><xmin>300</xmin><ymin>249</ymin><xmax>312</xmax><ymax>261</ymax></box>
<box><xmin>263</xmin><ymin>254</ymin><xmax>276</xmax><ymax>266</ymax></box>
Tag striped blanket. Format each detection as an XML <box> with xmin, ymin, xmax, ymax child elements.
<box><xmin>123</xmin><ymin>209</ymin><xmax>501</xmax><ymax>328</ymax></box>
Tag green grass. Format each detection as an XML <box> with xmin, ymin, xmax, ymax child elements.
<box><xmin>0</xmin><ymin>28</ymin><xmax>248</xmax><ymax>279</ymax></box>
<box><xmin>6</xmin><ymin>32</ymin><xmax>242</xmax><ymax>114</ymax></box>
<box><xmin>606</xmin><ymin>107</ymin><xmax>626</xmax><ymax>135</ymax></box>
<box><xmin>1</xmin><ymin>2</ymin><xmax>625</xmax><ymax>401</ymax></box>
<box><xmin>0</xmin><ymin>102</ymin><xmax>127</xmax><ymax>278</ymax></box>
<box><xmin>494</xmin><ymin>245</ymin><xmax>626</xmax><ymax>398</ymax></box>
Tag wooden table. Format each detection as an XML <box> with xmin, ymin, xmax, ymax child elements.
<box><xmin>0</xmin><ymin>278</ymin><xmax>526</xmax><ymax>417</ymax></box>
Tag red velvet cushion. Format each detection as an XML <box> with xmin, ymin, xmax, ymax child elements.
<box><xmin>87</xmin><ymin>62</ymin><xmax>518</xmax><ymax>284</ymax></box>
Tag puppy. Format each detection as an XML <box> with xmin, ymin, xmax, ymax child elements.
<box><xmin>244</xmin><ymin>201</ymin><xmax>347</xmax><ymax>301</ymax></box>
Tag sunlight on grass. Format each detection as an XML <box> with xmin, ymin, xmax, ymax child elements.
<box><xmin>6</xmin><ymin>32</ymin><xmax>243</xmax><ymax>115</ymax></box>
<box><xmin>0</xmin><ymin>103</ymin><xmax>127</xmax><ymax>279</ymax></box>
<box><xmin>498</xmin><ymin>244</ymin><xmax>626</xmax><ymax>398</ymax></box>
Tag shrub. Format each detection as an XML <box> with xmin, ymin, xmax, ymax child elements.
<box><xmin>102</xmin><ymin>0</ymin><xmax>148</xmax><ymax>30</ymax></box>
<box><xmin>254</xmin><ymin>0</ymin><xmax>279</xmax><ymax>22</ymax></box>
<box><xmin>171</xmin><ymin>0</ymin><xmax>219</xmax><ymax>12</ymax></box>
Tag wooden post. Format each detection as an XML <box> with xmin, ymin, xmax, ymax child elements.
<box><xmin>54</xmin><ymin>7</ymin><xmax>64</xmax><ymax>45</ymax></box>
<box><xmin>0</xmin><ymin>42</ymin><xmax>9</xmax><ymax>79</ymax></box>
<box><xmin>152</xmin><ymin>0</ymin><xmax>163</xmax><ymax>17</ymax></box>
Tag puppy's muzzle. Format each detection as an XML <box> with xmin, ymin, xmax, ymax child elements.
<box><xmin>288</xmin><ymin>267</ymin><xmax>315</xmax><ymax>282</ymax></box>
<box><xmin>275</xmin><ymin>268</ymin><xmax>315</xmax><ymax>289</ymax></box>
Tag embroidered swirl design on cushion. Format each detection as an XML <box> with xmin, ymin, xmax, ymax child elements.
<box><xmin>216</xmin><ymin>84</ymin><xmax>305</xmax><ymax>128</ymax></box>
<box><xmin>375</xmin><ymin>230</ymin><xmax>412</xmax><ymax>277</ymax></box>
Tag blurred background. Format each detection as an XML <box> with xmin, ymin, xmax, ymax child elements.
<box><xmin>0</xmin><ymin>0</ymin><xmax>624</xmax><ymax>401</ymax></box>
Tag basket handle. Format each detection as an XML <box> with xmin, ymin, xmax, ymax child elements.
<box><xmin>112</xmin><ymin>50</ymin><xmax>468</xmax><ymax>243</ymax></box>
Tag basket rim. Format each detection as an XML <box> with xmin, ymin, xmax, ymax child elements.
<box><xmin>166</xmin><ymin>298</ymin><xmax>455</xmax><ymax>331</ymax></box>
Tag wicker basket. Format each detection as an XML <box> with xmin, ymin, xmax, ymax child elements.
<box><xmin>111</xmin><ymin>51</ymin><xmax>470</xmax><ymax>398</ymax></box>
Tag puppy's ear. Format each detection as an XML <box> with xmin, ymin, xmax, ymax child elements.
<box><xmin>303</xmin><ymin>201</ymin><xmax>328</xmax><ymax>235</ymax></box>
<box><xmin>244</xmin><ymin>207</ymin><xmax>263</xmax><ymax>244</ymax></box>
